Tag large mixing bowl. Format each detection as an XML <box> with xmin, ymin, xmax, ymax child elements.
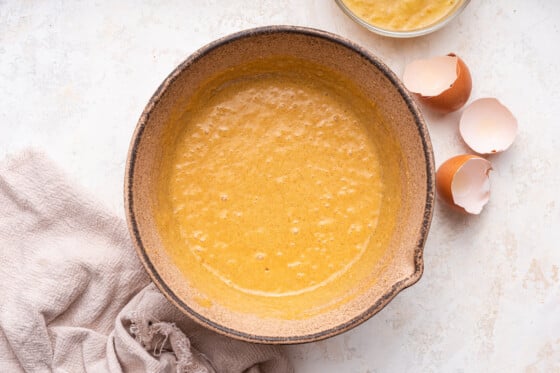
<box><xmin>125</xmin><ymin>26</ymin><xmax>435</xmax><ymax>344</ymax></box>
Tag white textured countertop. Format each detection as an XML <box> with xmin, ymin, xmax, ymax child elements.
<box><xmin>2</xmin><ymin>1</ymin><xmax>559</xmax><ymax>371</ymax></box>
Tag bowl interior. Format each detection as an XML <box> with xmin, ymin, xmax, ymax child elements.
<box><xmin>125</xmin><ymin>27</ymin><xmax>434</xmax><ymax>343</ymax></box>
<box><xmin>334</xmin><ymin>0</ymin><xmax>470</xmax><ymax>38</ymax></box>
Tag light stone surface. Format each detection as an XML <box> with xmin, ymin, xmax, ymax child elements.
<box><xmin>1</xmin><ymin>1</ymin><xmax>559</xmax><ymax>371</ymax></box>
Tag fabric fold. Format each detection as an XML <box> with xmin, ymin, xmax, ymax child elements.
<box><xmin>0</xmin><ymin>150</ymin><xmax>292</xmax><ymax>373</ymax></box>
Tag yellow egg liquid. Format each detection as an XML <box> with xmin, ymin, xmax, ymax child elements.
<box><xmin>156</xmin><ymin>58</ymin><xmax>402</xmax><ymax>319</ymax></box>
<box><xmin>342</xmin><ymin>0</ymin><xmax>463</xmax><ymax>32</ymax></box>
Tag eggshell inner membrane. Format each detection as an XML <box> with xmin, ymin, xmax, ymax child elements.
<box><xmin>403</xmin><ymin>55</ymin><xmax>458</xmax><ymax>97</ymax></box>
<box><xmin>451</xmin><ymin>158</ymin><xmax>492</xmax><ymax>214</ymax></box>
<box><xmin>460</xmin><ymin>98</ymin><xmax>518</xmax><ymax>154</ymax></box>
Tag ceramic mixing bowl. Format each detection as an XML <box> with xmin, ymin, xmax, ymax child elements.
<box><xmin>125</xmin><ymin>26</ymin><xmax>435</xmax><ymax>344</ymax></box>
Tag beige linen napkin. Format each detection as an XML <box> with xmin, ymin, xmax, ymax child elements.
<box><xmin>0</xmin><ymin>150</ymin><xmax>293</xmax><ymax>373</ymax></box>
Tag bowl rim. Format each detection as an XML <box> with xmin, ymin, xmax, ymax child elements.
<box><xmin>124</xmin><ymin>25</ymin><xmax>435</xmax><ymax>344</ymax></box>
<box><xmin>334</xmin><ymin>0</ymin><xmax>471</xmax><ymax>38</ymax></box>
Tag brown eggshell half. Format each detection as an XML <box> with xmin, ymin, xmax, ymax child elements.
<box><xmin>459</xmin><ymin>98</ymin><xmax>518</xmax><ymax>154</ymax></box>
<box><xmin>404</xmin><ymin>53</ymin><xmax>472</xmax><ymax>113</ymax></box>
<box><xmin>436</xmin><ymin>154</ymin><xmax>492</xmax><ymax>214</ymax></box>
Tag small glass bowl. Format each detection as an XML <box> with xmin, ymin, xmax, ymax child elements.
<box><xmin>335</xmin><ymin>0</ymin><xmax>470</xmax><ymax>38</ymax></box>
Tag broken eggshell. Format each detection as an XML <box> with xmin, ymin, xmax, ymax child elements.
<box><xmin>403</xmin><ymin>53</ymin><xmax>472</xmax><ymax>113</ymax></box>
<box><xmin>436</xmin><ymin>154</ymin><xmax>492</xmax><ymax>214</ymax></box>
<box><xmin>459</xmin><ymin>98</ymin><xmax>518</xmax><ymax>154</ymax></box>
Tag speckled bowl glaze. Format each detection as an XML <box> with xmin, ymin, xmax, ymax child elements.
<box><xmin>125</xmin><ymin>26</ymin><xmax>435</xmax><ymax>344</ymax></box>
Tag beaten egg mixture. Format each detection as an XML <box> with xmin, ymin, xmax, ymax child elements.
<box><xmin>342</xmin><ymin>0</ymin><xmax>462</xmax><ymax>32</ymax></box>
<box><xmin>155</xmin><ymin>58</ymin><xmax>402</xmax><ymax>318</ymax></box>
